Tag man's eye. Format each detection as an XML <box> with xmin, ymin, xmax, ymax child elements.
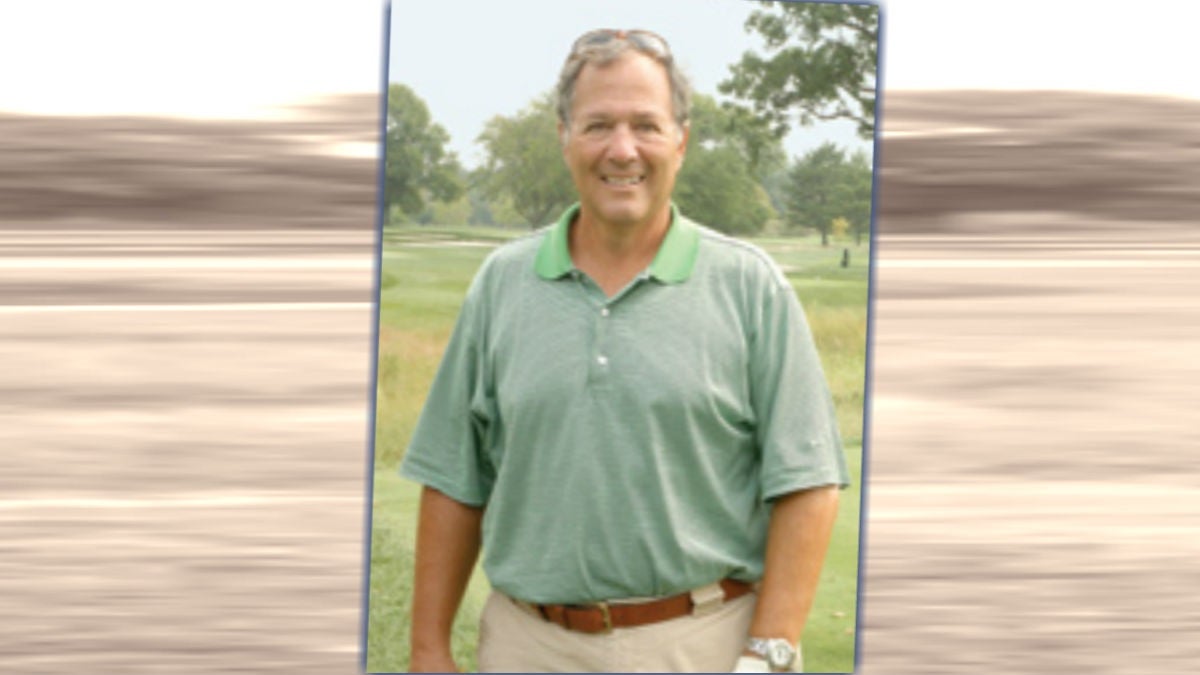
<box><xmin>584</xmin><ymin>122</ymin><xmax>609</xmax><ymax>132</ymax></box>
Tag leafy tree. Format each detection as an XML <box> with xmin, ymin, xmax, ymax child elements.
<box><xmin>785</xmin><ymin>142</ymin><xmax>870</xmax><ymax>246</ymax></box>
<box><xmin>843</xmin><ymin>149</ymin><xmax>873</xmax><ymax>245</ymax></box>
<box><xmin>385</xmin><ymin>83</ymin><xmax>464</xmax><ymax>219</ymax></box>
<box><xmin>720</xmin><ymin>1</ymin><xmax>878</xmax><ymax>139</ymax></box>
<box><xmin>757</xmin><ymin>166</ymin><xmax>792</xmax><ymax>227</ymax></box>
<box><xmin>688</xmin><ymin>94</ymin><xmax>786</xmax><ymax>181</ymax></box>
<box><xmin>674</xmin><ymin>93</ymin><xmax>781</xmax><ymax>235</ymax></box>
<box><xmin>474</xmin><ymin>93</ymin><xmax>575</xmax><ymax>228</ymax></box>
<box><xmin>675</xmin><ymin>144</ymin><xmax>774</xmax><ymax>236</ymax></box>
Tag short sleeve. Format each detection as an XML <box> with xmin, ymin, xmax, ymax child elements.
<box><xmin>398</xmin><ymin>266</ymin><xmax>497</xmax><ymax>507</ymax></box>
<box><xmin>747</xmin><ymin>264</ymin><xmax>851</xmax><ymax>501</ymax></box>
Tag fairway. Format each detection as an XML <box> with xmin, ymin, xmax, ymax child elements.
<box><xmin>367</xmin><ymin>225</ymin><xmax>870</xmax><ymax>673</ymax></box>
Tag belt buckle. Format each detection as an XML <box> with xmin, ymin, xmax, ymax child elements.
<box><xmin>566</xmin><ymin>601</ymin><xmax>613</xmax><ymax>634</ymax></box>
<box><xmin>591</xmin><ymin>601</ymin><xmax>613</xmax><ymax>634</ymax></box>
<box><xmin>563</xmin><ymin>600</ymin><xmax>614</xmax><ymax>634</ymax></box>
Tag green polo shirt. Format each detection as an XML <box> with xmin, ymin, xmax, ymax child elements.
<box><xmin>400</xmin><ymin>203</ymin><xmax>849</xmax><ymax>604</ymax></box>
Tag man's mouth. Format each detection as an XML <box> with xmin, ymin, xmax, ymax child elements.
<box><xmin>602</xmin><ymin>175</ymin><xmax>644</xmax><ymax>187</ymax></box>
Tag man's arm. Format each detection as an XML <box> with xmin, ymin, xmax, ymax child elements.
<box><xmin>747</xmin><ymin>485</ymin><xmax>840</xmax><ymax>653</ymax></box>
<box><xmin>408</xmin><ymin>486</ymin><xmax>484</xmax><ymax>673</ymax></box>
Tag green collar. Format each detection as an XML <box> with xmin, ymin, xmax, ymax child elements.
<box><xmin>533</xmin><ymin>203</ymin><xmax>699</xmax><ymax>283</ymax></box>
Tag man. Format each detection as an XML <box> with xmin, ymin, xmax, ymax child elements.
<box><xmin>400</xmin><ymin>28</ymin><xmax>849</xmax><ymax>673</ymax></box>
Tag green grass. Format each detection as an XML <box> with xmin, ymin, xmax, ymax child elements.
<box><xmin>801</xmin><ymin>443</ymin><xmax>862</xmax><ymax>673</ymax></box>
<box><xmin>366</xmin><ymin>227</ymin><xmax>871</xmax><ymax>673</ymax></box>
<box><xmin>368</xmin><ymin>471</ymin><xmax>489</xmax><ymax>672</ymax></box>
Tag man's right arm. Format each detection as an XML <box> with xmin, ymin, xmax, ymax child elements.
<box><xmin>408</xmin><ymin>486</ymin><xmax>484</xmax><ymax>673</ymax></box>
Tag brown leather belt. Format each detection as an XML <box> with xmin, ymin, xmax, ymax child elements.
<box><xmin>516</xmin><ymin>578</ymin><xmax>754</xmax><ymax>634</ymax></box>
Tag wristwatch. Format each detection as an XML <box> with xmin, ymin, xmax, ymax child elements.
<box><xmin>744</xmin><ymin>637</ymin><xmax>798</xmax><ymax>671</ymax></box>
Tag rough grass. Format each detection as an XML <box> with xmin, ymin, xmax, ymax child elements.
<box><xmin>366</xmin><ymin>228</ymin><xmax>872</xmax><ymax>673</ymax></box>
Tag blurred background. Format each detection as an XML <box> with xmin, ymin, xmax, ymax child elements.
<box><xmin>2</xmin><ymin>0</ymin><xmax>1199</xmax><ymax>673</ymax></box>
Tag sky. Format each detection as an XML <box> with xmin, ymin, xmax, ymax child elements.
<box><xmin>388</xmin><ymin>0</ymin><xmax>873</xmax><ymax>168</ymax></box>
<box><xmin>385</xmin><ymin>0</ymin><xmax>1200</xmax><ymax>168</ymax></box>
<box><xmin>2</xmin><ymin>0</ymin><xmax>1199</xmax><ymax>156</ymax></box>
<box><xmin>883</xmin><ymin>0</ymin><xmax>1200</xmax><ymax>96</ymax></box>
<box><xmin>0</xmin><ymin>0</ymin><xmax>384</xmax><ymax>119</ymax></box>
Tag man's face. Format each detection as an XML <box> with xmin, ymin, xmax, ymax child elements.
<box><xmin>560</xmin><ymin>51</ymin><xmax>688</xmax><ymax>231</ymax></box>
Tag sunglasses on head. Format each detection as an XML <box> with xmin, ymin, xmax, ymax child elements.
<box><xmin>570</xmin><ymin>29</ymin><xmax>672</xmax><ymax>58</ymax></box>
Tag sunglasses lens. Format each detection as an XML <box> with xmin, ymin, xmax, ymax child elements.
<box><xmin>573</xmin><ymin>29</ymin><xmax>669</xmax><ymax>57</ymax></box>
<box><xmin>578</xmin><ymin>31</ymin><xmax>615</xmax><ymax>47</ymax></box>
<box><xmin>630</xmin><ymin>31</ymin><xmax>668</xmax><ymax>55</ymax></box>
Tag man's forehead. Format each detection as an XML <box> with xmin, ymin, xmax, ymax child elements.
<box><xmin>572</xmin><ymin>62</ymin><xmax>673</xmax><ymax>111</ymax></box>
<box><xmin>575</xmin><ymin>51</ymin><xmax>668</xmax><ymax>82</ymax></box>
<box><xmin>575</xmin><ymin>106</ymin><xmax>672</xmax><ymax>120</ymax></box>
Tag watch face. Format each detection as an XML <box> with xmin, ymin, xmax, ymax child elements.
<box><xmin>767</xmin><ymin>641</ymin><xmax>795</xmax><ymax>668</ymax></box>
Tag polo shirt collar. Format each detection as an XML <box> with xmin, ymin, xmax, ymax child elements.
<box><xmin>534</xmin><ymin>203</ymin><xmax>700</xmax><ymax>283</ymax></box>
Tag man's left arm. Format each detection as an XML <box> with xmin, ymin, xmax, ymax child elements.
<box><xmin>746</xmin><ymin>485</ymin><xmax>840</xmax><ymax>660</ymax></box>
<box><xmin>739</xmin><ymin>259</ymin><xmax>849</xmax><ymax>670</ymax></box>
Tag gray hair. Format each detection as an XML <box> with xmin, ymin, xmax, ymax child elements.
<box><xmin>555</xmin><ymin>30</ymin><xmax>692</xmax><ymax>135</ymax></box>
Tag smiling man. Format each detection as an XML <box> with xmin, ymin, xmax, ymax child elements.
<box><xmin>400</xmin><ymin>29</ymin><xmax>849</xmax><ymax>673</ymax></box>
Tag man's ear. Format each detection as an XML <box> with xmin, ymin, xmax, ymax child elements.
<box><xmin>558</xmin><ymin>120</ymin><xmax>568</xmax><ymax>148</ymax></box>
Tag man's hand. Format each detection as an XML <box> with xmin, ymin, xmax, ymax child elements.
<box><xmin>732</xmin><ymin>655</ymin><xmax>772</xmax><ymax>672</ymax></box>
<box><xmin>408</xmin><ymin>649</ymin><xmax>460</xmax><ymax>673</ymax></box>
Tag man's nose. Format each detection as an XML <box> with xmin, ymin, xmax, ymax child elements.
<box><xmin>606</xmin><ymin>124</ymin><xmax>638</xmax><ymax>162</ymax></box>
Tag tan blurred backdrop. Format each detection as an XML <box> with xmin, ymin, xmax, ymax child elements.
<box><xmin>3</xmin><ymin>2</ymin><xmax>1200</xmax><ymax>674</ymax></box>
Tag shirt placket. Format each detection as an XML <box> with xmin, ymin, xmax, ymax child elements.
<box><xmin>570</xmin><ymin>273</ymin><xmax>612</xmax><ymax>387</ymax></box>
<box><xmin>590</xmin><ymin>298</ymin><xmax>615</xmax><ymax>385</ymax></box>
<box><xmin>575</xmin><ymin>271</ymin><xmax>645</xmax><ymax>387</ymax></box>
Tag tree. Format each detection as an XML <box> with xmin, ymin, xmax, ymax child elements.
<box><xmin>675</xmin><ymin>144</ymin><xmax>774</xmax><ymax>236</ymax></box>
<box><xmin>844</xmin><ymin>149</ymin><xmax>873</xmax><ymax>245</ymax></box>
<box><xmin>474</xmin><ymin>93</ymin><xmax>575</xmax><ymax>228</ymax></box>
<box><xmin>385</xmin><ymin>83</ymin><xmax>464</xmax><ymax>219</ymax></box>
<box><xmin>720</xmin><ymin>2</ymin><xmax>878</xmax><ymax>140</ymax></box>
<box><xmin>688</xmin><ymin>93</ymin><xmax>786</xmax><ymax>181</ymax></box>
<box><xmin>673</xmin><ymin>93</ymin><xmax>781</xmax><ymax>236</ymax></box>
<box><xmin>785</xmin><ymin>142</ymin><xmax>866</xmax><ymax>246</ymax></box>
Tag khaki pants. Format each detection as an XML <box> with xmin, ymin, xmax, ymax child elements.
<box><xmin>476</xmin><ymin>589</ymin><xmax>797</xmax><ymax>673</ymax></box>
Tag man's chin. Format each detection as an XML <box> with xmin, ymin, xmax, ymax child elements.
<box><xmin>589</xmin><ymin>203</ymin><xmax>658</xmax><ymax>229</ymax></box>
<box><xmin>604</xmin><ymin>213</ymin><xmax>644</xmax><ymax>228</ymax></box>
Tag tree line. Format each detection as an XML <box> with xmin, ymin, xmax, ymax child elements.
<box><xmin>385</xmin><ymin>2</ymin><xmax>877</xmax><ymax>244</ymax></box>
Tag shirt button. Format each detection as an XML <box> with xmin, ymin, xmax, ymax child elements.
<box><xmin>596</xmin><ymin>355</ymin><xmax>609</xmax><ymax>366</ymax></box>
<box><xmin>600</xmin><ymin>307</ymin><xmax>610</xmax><ymax>317</ymax></box>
